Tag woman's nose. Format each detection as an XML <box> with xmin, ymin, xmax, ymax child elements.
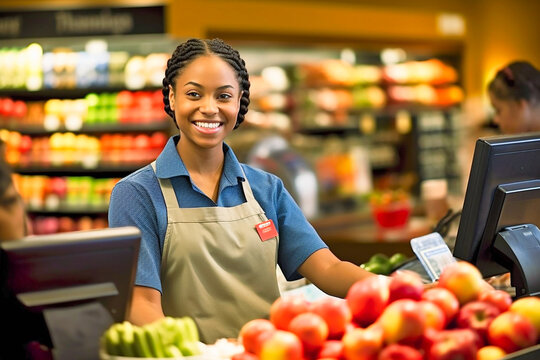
<box><xmin>199</xmin><ymin>97</ymin><xmax>218</xmax><ymax>114</ymax></box>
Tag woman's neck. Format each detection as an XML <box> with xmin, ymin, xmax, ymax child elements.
<box><xmin>176</xmin><ymin>138</ymin><xmax>225</xmax><ymax>202</ymax></box>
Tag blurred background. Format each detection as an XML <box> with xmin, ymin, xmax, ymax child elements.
<box><xmin>0</xmin><ymin>0</ymin><xmax>538</xmax><ymax>264</ymax></box>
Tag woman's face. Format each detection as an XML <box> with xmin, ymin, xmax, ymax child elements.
<box><xmin>0</xmin><ymin>184</ymin><xmax>26</xmax><ymax>242</ymax></box>
<box><xmin>489</xmin><ymin>91</ymin><xmax>529</xmax><ymax>134</ymax></box>
<box><xmin>168</xmin><ymin>55</ymin><xmax>242</xmax><ymax>150</ymax></box>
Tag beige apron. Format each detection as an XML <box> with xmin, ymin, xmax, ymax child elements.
<box><xmin>151</xmin><ymin>161</ymin><xmax>281</xmax><ymax>343</ymax></box>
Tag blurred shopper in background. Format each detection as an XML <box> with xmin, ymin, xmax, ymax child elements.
<box><xmin>488</xmin><ymin>60</ymin><xmax>540</xmax><ymax>134</ymax></box>
<box><xmin>109</xmin><ymin>38</ymin><xmax>379</xmax><ymax>343</ymax></box>
<box><xmin>0</xmin><ymin>153</ymin><xmax>27</xmax><ymax>242</ymax></box>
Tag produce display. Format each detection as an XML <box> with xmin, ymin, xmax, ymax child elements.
<box><xmin>232</xmin><ymin>262</ymin><xmax>540</xmax><ymax>360</ymax></box>
<box><xmin>101</xmin><ymin>317</ymin><xmax>201</xmax><ymax>358</ymax></box>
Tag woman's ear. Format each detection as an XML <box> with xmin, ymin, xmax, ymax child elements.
<box><xmin>168</xmin><ymin>85</ymin><xmax>175</xmax><ymax>111</ymax></box>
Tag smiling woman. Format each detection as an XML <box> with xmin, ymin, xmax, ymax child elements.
<box><xmin>108</xmin><ymin>38</ymin><xmax>379</xmax><ymax>344</ymax></box>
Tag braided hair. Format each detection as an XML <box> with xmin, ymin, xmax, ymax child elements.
<box><xmin>488</xmin><ymin>61</ymin><xmax>540</xmax><ymax>106</ymax></box>
<box><xmin>162</xmin><ymin>38</ymin><xmax>250</xmax><ymax>129</ymax></box>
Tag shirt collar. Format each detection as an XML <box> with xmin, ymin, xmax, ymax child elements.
<box><xmin>155</xmin><ymin>135</ymin><xmax>246</xmax><ymax>186</ymax></box>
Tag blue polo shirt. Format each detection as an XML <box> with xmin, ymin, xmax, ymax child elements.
<box><xmin>108</xmin><ymin>135</ymin><xmax>327</xmax><ymax>293</ymax></box>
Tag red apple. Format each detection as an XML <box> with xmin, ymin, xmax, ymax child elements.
<box><xmin>150</xmin><ymin>131</ymin><xmax>168</xmax><ymax>149</ymax></box>
<box><xmin>378</xmin><ymin>343</ymin><xmax>422</xmax><ymax>360</ymax></box>
<box><xmin>18</xmin><ymin>135</ymin><xmax>32</xmax><ymax>153</ymax></box>
<box><xmin>378</xmin><ymin>299</ymin><xmax>426</xmax><ymax>346</ymax></box>
<box><xmin>418</xmin><ymin>300</ymin><xmax>446</xmax><ymax>331</ymax></box>
<box><xmin>116</xmin><ymin>90</ymin><xmax>134</xmax><ymax>108</ymax></box>
<box><xmin>478</xmin><ymin>289</ymin><xmax>512</xmax><ymax>313</ymax></box>
<box><xmin>342</xmin><ymin>325</ymin><xmax>383</xmax><ymax>360</ymax></box>
<box><xmin>316</xmin><ymin>340</ymin><xmax>344</xmax><ymax>359</ymax></box>
<box><xmin>424</xmin><ymin>328</ymin><xmax>480</xmax><ymax>360</ymax></box>
<box><xmin>238</xmin><ymin>318</ymin><xmax>276</xmax><ymax>355</ymax></box>
<box><xmin>388</xmin><ymin>270</ymin><xmax>424</xmax><ymax>302</ymax></box>
<box><xmin>133</xmin><ymin>134</ymin><xmax>151</xmax><ymax>149</ymax></box>
<box><xmin>12</xmin><ymin>100</ymin><xmax>27</xmax><ymax>118</ymax></box>
<box><xmin>456</xmin><ymin>300</ymin><xmax>500</xmax><ymax>344</ymax></box>
<box><xmin>270</xmin><ymin>295</ymin><xmax>310</xmax><ymax>331</ymax></box>
<box><xmin>509</xmin><ymin>296</ymin><xmax>540</xmax><ymax>334</ymax></box>
<box><xmin>288</xmin><ymin>312</ymin><xmax>328</xmax><ymax>353</ymax></box>
<box><xmin>259</xmin><ymin>330</ymin><xmax>303</xmax><ymax>360</ymax></box>
<box><xmin>476</xmin><ymin>345</ymin><xmax>506</xmax><ymax>360</ymax></box>
<box><xmin>437</xmin><ymin>261</ymin><xmax>485</xmax><ymax>305</ymax></box>
<box><xmin>310</xmin><ymin>297</ymin><xmax>352</xmax><ymax>339</ymax></box>
<box><xmin>346</xmin><ymin>275</ymin><xmax>390</xmax><ymax>327</ymax></box>
<box><xmin>421</xmin><ymin>287</ymin><xmax>459</xmax><ymax>327</ymax></box>
<box><xmin>487</xmin><ymin>311</ymin><xmax>538</xmax><ymax>353</ymax></box>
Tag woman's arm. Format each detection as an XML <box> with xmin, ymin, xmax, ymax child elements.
<box><xmin>298</xmin><ymin>248</ymin><xmax>377</xmax><ymax>298</ymax></box>
<box><xmin>129</xmin><ymin>286</ymin><xmax>165</xmax><ymax>326</ymax></box>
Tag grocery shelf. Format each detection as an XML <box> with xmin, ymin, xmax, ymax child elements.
<box><xmin>26</xmin><ymin>205</ymin><xmax>109</xmax><ymax>215</ymax></box>
<box><xmin>13</xmin><ymin>164</ymin><xmax>146</xmax><ymax>177</ymax></box>
<box><xmin>1</xmin><ymin>121</ymin><xmax>172</xmax><ymax>135</ymax></box>
<box><xmin>0</xmin><ymin>87</ymin><xmax>161</xmax><ymax>101</ymax></box>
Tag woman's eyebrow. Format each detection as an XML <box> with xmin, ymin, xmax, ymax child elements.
<box><xmin>183</xmin><ymin>81</ymin><xmax>235</xmax><ymax>90</ymax></box>
<box><xmin>0</xmin><ymin>194</ymin><xmax>18</xmax><ymax>206</ymax></box>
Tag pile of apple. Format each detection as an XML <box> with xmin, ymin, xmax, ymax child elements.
<box><xmin>233</xmin><ymin>262</ymin><xmax>540</xmax><ymax>360</ymax></box>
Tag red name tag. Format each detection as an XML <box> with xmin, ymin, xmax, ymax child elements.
<box><xmin>255</xmin><ymin>219</ymin><xmax>278</xmax><ymax>241</ymax></box>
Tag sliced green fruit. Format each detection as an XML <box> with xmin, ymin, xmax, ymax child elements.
<box><xmin>118</xmin><ymin>321</ymin><xmax>136</xmax><ymax>357</ymax></box>
<box><xmin>164</xmin><ymin>344</ymin><xmax>184</xmax><ymax>358</ymax></box>
<box><xmin>144</xmin><ymin>324</ymin><xmax>166</xmax><ymax>357</ymax></box>
<box><xmin>102</xmin><ymin>325</ymin><xmax>122</xmax><ymax>356</ymax></box>
<box><xmin>133</xmin><ymin>326</ymin><xmax>153</xmax><ymax>357</ymax></box>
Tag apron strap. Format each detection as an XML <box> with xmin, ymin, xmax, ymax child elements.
<box><xmin>151</xmin><ymin>161</ymin><xmax>178</xmax><ymax>207</ymax></box>
<box><xmin>239</xmin><ymin>165</ymin><xmax>257</xmax><ymax>203</ymax></box>
<box><xmin>152</xmin><ymin>161</ymin><xmax>260</xmax><ymax>209</ymax></box>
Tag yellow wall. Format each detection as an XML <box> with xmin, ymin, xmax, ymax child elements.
<box><xmin>166</xmin><ymin>0</ymin><xmax>539</xmax><ymax>107</ymax></box>
<box><xmin>2</xmin><ymin>0</ymin><xmax>539</xmax><ymax>105</ymax></box>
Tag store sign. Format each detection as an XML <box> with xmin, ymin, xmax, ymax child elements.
<box><xmin>0</xmin><ymin>6</ymin><xmax>165</xmax><ymax>39</ymax></box>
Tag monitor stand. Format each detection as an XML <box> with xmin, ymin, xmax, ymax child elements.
<box><xmin>493</xmin><ymin>224</ymin><xmax>540</xmax><ymax>298</ymax></box>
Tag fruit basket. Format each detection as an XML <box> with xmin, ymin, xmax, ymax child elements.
<box><xmin>100</xmin><ymin>338</ymin><xmax>243</xmax><ymax>360</ymax></box>
<box><xmin>100</xmin><ymin>317</ymin><xmax>243</xmax><ymax>360</ymax></box>
<box><xmin>369</xmin><ymin>189</ymin><xmax>412</xmax><ymax>228</ymax></box>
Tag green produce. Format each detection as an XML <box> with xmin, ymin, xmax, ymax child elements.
<box><xmin>101</xmin><ymin>316</ymin><xmax>201</xmax><ymax>358</ymax></box>
<box><xmin>389</xmin><ymin>252</ymin><xmax>408</xmax><ymax>268</ymax></box>
<box><xmin>360</xmin><ymin>252</ymin><xmax>409</xmax><ymax>275</ymax></box>
<box><xmin>363</xmin><ymin>261</ymin><xmax>392</xmax><ymax>275</ymax></box>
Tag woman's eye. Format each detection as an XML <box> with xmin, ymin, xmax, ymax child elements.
<box><xmin>218</xmin><ymin>93</ymin><xmax>232</xmax><ymax>100</ymax></box>
<box><xmin>186</xmin><ymin>91</ymin><xmax>200</xmax><ymax>98</ymax></box>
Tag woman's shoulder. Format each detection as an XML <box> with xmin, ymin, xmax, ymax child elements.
<box><xmin>113</xmin><ymin>164</ymin><xmax>159</xmax><ymax>193</ymax></box>
<box><xmin>240</xmin><ymin>163</ymin><xmax>283</xmax><ymax>186</ymax></box>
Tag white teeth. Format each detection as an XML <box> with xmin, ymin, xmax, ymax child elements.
<box><xmin>194</xmin><ymin>122</ymin><xmax>220</xmax><ymax>129</ymax></box>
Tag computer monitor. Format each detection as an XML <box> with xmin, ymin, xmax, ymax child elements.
<box><xmin>0</xmin><ymin>226</ymin><xmax>141</xmax><ymax>358</ymax></box>
<box><xmin>453</xmin><ymin>133</ymin><xmax>540</xmax><ymax>297</ymax></box>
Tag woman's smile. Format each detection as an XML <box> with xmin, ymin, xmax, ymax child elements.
<box><xmin>192</xmin><ymin>121</ymin><xmax>224</xmax><ymax>133</ymax></box>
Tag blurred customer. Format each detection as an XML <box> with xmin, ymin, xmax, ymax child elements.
<box><xmin>0</xmin><ymin>157</ymin><xmax>27</xmax><ymax>242</ymax></box>
<box><xmin>488</xmin><ymin>60</ymin><xmax>540</xmax><ymax>134</ymax></box>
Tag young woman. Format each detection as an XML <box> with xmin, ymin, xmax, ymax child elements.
<box><xmin>488</xmin><ymin>61</ymin><xmax>540</xmax><ymax>134</ymax></box>
<box><xmin>108</xmin><ymin>38</ymin><xmax>376</xmax><ymax>343</ymax></box>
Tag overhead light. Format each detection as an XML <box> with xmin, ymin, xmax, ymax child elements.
<box><xmin>340</xmin><ymin>48</ymin><xmax>356</xmax><ymax>65</ymax></box>
<box><xmin>380</xmin><ymin>48</ymin><xmax>406</xmax><ymax>65</ymax></box>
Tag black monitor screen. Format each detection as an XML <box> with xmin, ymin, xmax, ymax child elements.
<box><xmin>454</xmin><ymin>133</ymin><xmax>540</xmax><ymax>277</ymax></box>
<box><xmin>0</xmin><ymin>226</ymin><xmax>140</xmax><ymax>358</ymax></box>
